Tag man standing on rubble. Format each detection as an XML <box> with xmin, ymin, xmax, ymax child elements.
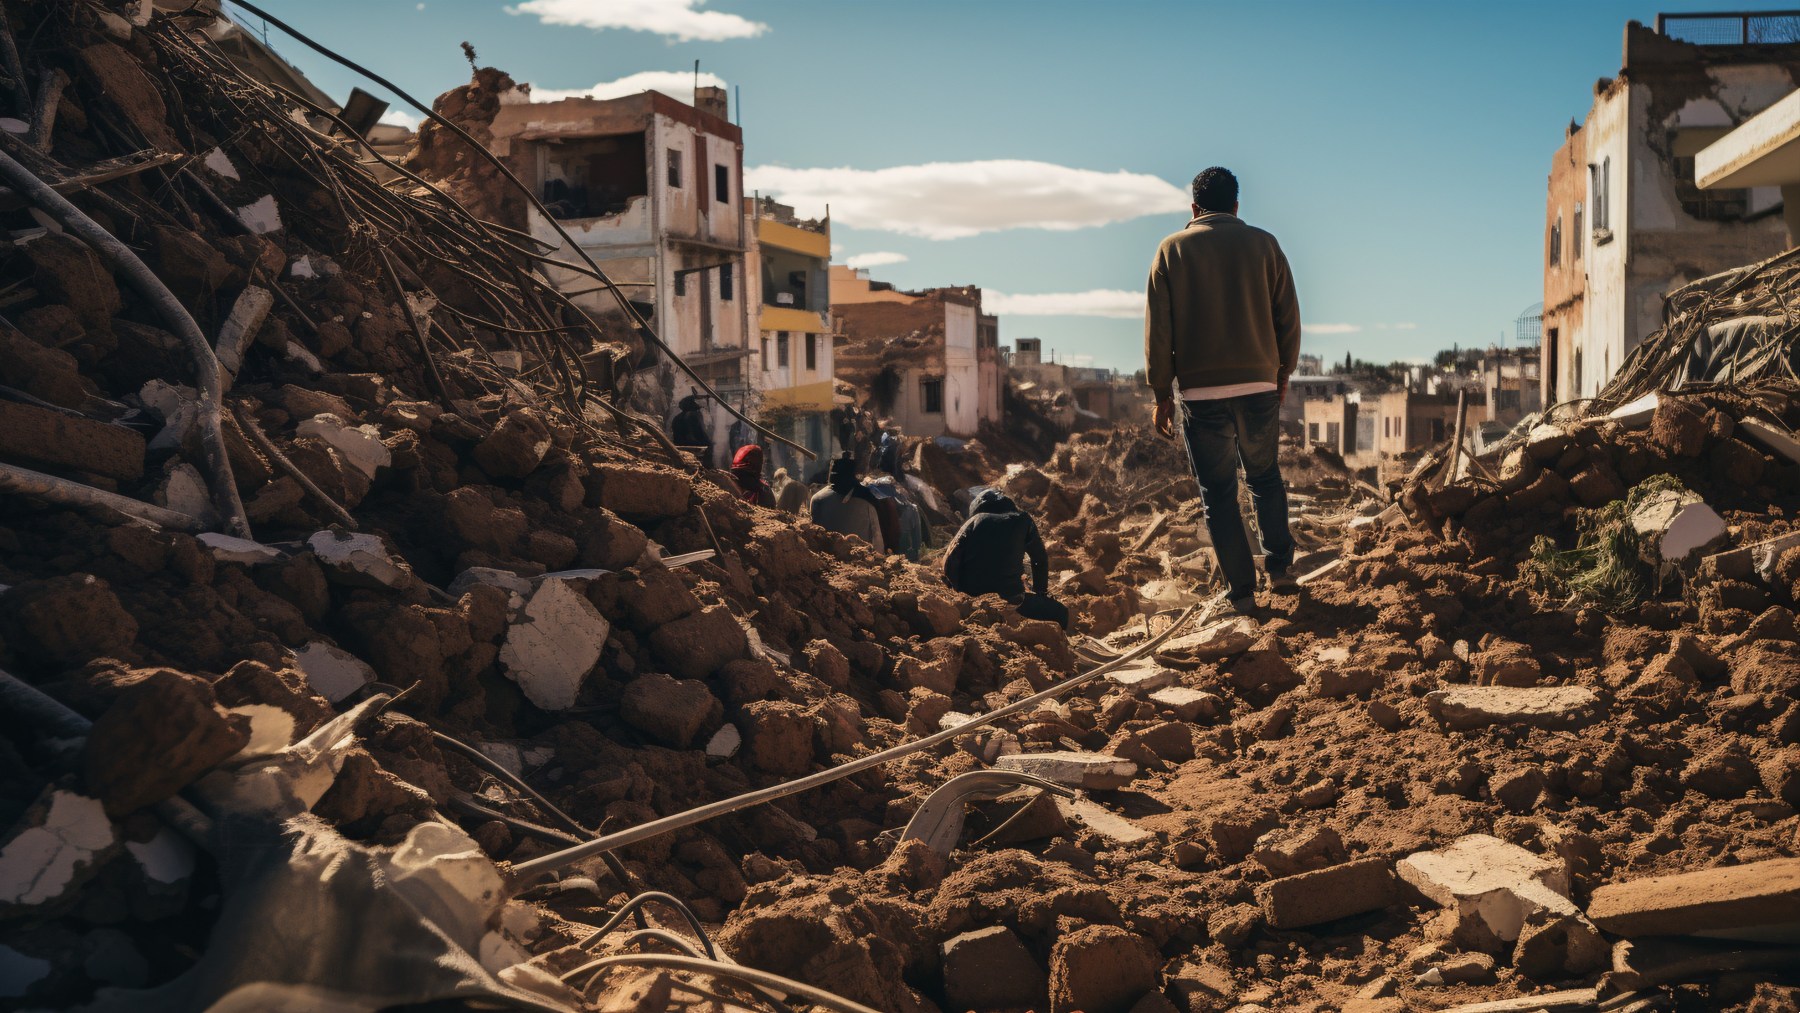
<box><xmin>1144</xmin><ymin>167</ymin><xmax>1301</xmax><ymax>611</ymax></box>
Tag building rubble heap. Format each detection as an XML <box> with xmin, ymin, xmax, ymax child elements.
<box><xmin>0</xmin><ymin>2</ymin><xmax>1798</xmax><ymax>1012</ymax></box>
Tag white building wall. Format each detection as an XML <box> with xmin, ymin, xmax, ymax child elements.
<box><xmin>943</xmin><ymin>302</ymin><xmax>979</xmax><ymax>436</ymax></box>
<box><xmin>1575</xmin><ymin>87</ymin><xmax>1629</xmax><ymax>400</ymax></box>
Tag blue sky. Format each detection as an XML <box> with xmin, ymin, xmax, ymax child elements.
<box><xmin>240</xmin><ymin>0</ymin><xmax>1772</xmax><ymax>372</ymax></box>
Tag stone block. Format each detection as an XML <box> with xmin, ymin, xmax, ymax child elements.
<box><xmin>1426</xmin><ymin>686</ymin><xmax>1598</xmax><ymax>731</ymax></box>
<box><xmin>1256</xmin><ymin>856</ymin><xmax>1395</xmax><ymax>928</ymax></box>
<box><xmin>1397</xmin><ymin>834</ymin><xmax>1577</xmax><ymax>947</ymax></box>
<box><xmin>1048</xmin><ymin>925</ymin><xmax>1158</xmax><ymax>1013</ymax></box>
<box><xmin>619</xmin><ymin>672</ymin><xmax>720</xmax><ymax>748</ymax></box>
<box><xmin>650</xmin><ymin>605</ymin><xmax>749</xmax><ymax>680</ymax></box>
<box><xmin>1586</xmin><ymin>857</ymin><xmax>1800</xmax><ymax>941</ymax></box>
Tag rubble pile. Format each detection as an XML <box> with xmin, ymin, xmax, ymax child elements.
<box><xmin>0</xmin><ymin>2</ymin><xmax>1797</xmax><ymax>1012</ymax></box>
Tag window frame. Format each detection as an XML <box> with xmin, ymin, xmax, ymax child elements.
<box><xmin>666</xmin><ymin>148</ymin><xmax>683</xmax><ymax>189</ymax></box>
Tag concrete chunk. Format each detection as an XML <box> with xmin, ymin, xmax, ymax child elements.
<box><xmin>1427</xmin><ymin>685</ymin><xmax>1598</xmax><ymax>731</ymax></box>
<box><xmin>197</xmin><ymin>532</ymin><xmax>285</xmax><ymax>565</ymax></box>
<box><xmin>704</xmin><ymin>723</ymin><xmax>740</xmax><ymax>759</ymax></box>
<box><xmin>1156</xmin><ymin>616</ymin><xmax>1258</xmax><ymax>664</ymax></box>
<box><xmin>1148</xmin><ymin>686</ymin><xmax>1220</xmax><ymax>721</ymax></box>
<box><xmin>499</xmin><ymin>577</ymin><xmax>610</xmax><ymax>710</ymax></box>
<box><xmin>297</xmin><ymin>413</ymin><xmax>390</xmax><ymax>480</ymax></box>
<box><xmin>0</xmin><ymin>790</ymin><xmax>115</xmax><ymax>911</ymax></box>
<box><xmin>1606</xmin><ymin>392</ymin><xmax>1659</xmax><ymax>429</ymax></box>
<box><xmin>1054</xmin><ymin>797</ymin><xmax>1153</xmax><ymax>844</ymax></box>
<box><xmin>1586</xmin><ymin>857</ymin><xmax>1800</xmax><ymax>942</ymax></box>
<box><xmin>1397</xmin><ymin>834</ymin><xmax>1576</xmax><ymax>945</ymax></box>
<box><xmin>1630</xmin><ymin>488</ymin><xmax>1727</xmax><ymax>568</ymax></box>
<box><xmin>996</xmin><ymin>750</ymin><xmax>1137</xmax><ymax>790</ymax></box>
<box><xmin>292</xmin><ymin>641</ymin><xmax>375</xmax><ymax>703</ymax></box>
<box><xmin>308</xmin><ymin>530</ymin><xmax>413</xmax><ymax>590</ymax></box>
<box><xmin>1256</xmin><ymin>856</ymin><xmax>1395</xmax><ymax>928</ymax></box>
<box><xmin>1740</xmin><ymin>417</ymin><xmax>1800</xmax><ymax>465</ymax></box>
<box><xmin>1105</xmin><ymin>660</ymin><xmax>1175</xmax><ymax>693</ymax></box>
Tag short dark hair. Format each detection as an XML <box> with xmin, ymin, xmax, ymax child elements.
<box><xmin>1191</xmin><ymin>167</ymin><xmax>1238</xmax><ymax>213</ymax></box>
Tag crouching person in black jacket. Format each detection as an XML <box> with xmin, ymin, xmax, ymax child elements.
<box><xmin>942</xmin><ymin>488</ymin><xmax>1068</xmax><ymax>629</ymax></box>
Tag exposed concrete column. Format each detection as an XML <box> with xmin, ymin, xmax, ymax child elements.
<box><xmin>1784</xmin><ymin>185</ymin><xmax>1800</xmax><ymax>248</ymax></box>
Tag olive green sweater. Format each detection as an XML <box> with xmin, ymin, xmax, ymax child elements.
<box><xmin>1143</xmin><ymin>212</ymin><xmax>1302</xmax><ymax>396</ymax></box>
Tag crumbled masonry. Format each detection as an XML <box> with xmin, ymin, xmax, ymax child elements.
<box><xmin>0</xmin><ymin>1</ymin><xmax>1798</xmax><ymax>1011</ymax></box>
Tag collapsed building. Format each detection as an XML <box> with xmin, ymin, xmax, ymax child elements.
<box><xmin>831</xmin><ymin>266</ymin><xmax>1003</xmax><ymax>439</ymax></box>
<box><xmin>0</xmin><ymin>2</ymin><xmax>1797</xmax><ymax>1012</ymax></box>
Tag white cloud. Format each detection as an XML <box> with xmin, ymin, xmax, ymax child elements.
<box><xmin>378</xmin><ymin>108</ymin><xmax>421</xmax><ymax>130</ymax></box>
<box><xmin>1303</xmin><ymin>323</ymin><xmax>1362</xmax><ymax>335</ymax></box>
<box><xmin>1394</xmin><ymin>322</ymin><xmax>1418</xmax><ymax>330</ymax></box>
<box><xmin>744</xmin><ymin>160</ymin><xmax>1188</xmax><ymax>240</ymax></box>
<box><xmin>507</xmin><ymin>0</ymin><xmax>767</xmax><ymax>42</ymax></box>
<box><xmin>843</xmin><ymin>251</ymin><xmax>908</xmax><ymax>270</ymax></box>
<box><xmin>531</xmin><ymin>70</ymin><xmax>727</xmax><ymax>103</ymax></box>
<box><xmin>983</xmin><ymin>289</ymin><xmax>1144</xmax><ymax>319</ymax></box>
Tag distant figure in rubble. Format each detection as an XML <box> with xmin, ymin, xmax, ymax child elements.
<box><xmin>943</xmin><ymin>488</ymin><xmax>1066</xmax><ymax>628</ymax></box>
<box><xmin>1144</xmin><ymin>166</ymin><xmax>1300</xmax><ymax>611</ymax></box>
<box><xmin>771</xmin><ymin>467</ymin><xmax>810</xmax><ymax>515</ymax></box>
<box><xmin>670</xmin><ymin>394</ymin><xmax>713</xmax><ymax>469</ymax></box>
<box><xmin>729</xmin><ymin>445</ymin><xmax>776</xmax><ymax>507</ymax></box>
<box><xmin>809</xmin><ymin>454</ymin><xmax>885</xmax><ymax>553</ymax></box>
<box><xmin>876</xmin><ymin>426</ymin><xmax>904</xmax><ymax>479</ymax></box>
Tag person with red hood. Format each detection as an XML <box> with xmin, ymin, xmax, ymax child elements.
<box><xmin>730</xmin><ymin>445</ymin><xmax>776</xmax><ymax>507</ymax></box>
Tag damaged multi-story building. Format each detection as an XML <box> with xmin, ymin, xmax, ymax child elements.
<box><xmin>484</xmin><ymin>85</ymin><xmax>750</xmax><ymax>458</ymax></box>
<box><xmin>1542</xmin><ymin>12</ymin><xmax>1800</xmax><ymax>405</ymax></box>
<box><xmin>745</xmin><ymin>197</ymin><xmax>836</xmax><ymax>474</ymax></box>
<box><xmin>829</xmin><ymin>266</ymin><xmax>1003</xmax><ymax>439</ymax></box>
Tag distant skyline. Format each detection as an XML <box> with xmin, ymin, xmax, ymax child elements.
<box><xmin>240</xmin><ymin>0</ymin><xmax>1776</xmax><ymax>372</ymax></box>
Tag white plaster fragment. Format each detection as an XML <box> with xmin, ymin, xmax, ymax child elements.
<box><xmin>235</xmin><ymin>194</ymin><xmax>283</xmax><ymax>234</ymax></box>
<box><xmin>197</xmin><ymin>532</ymin><xmax>286</xmax><ymax>565</ymax></box>
<box><xmin>705</xmin><ymin>723</ymin><xmax>741</xmax><ymax>758</ymax></box>
<box><xmin>1607</xmin><ymin>393</ymin><xmax>1660</xmax><ymax>428</ymax></box>
<box><xmin>1105</xmin><ymin>660</ymin><xmax>1176</xmax><ymax>693</ymax></box>
<box><xmin>296</xmin><ymin>413</ymin><xmax>391</xmax><ymax>480</ymax></box>
<box><xmin>155</xmin><ymin>463</ymin><xmax>212</xmax><ymax>523</ymax></box>
<box><xmin>308</xmin><ymin>530</ymin><xmax>412</xmax><ymax>589</ymax></box>
<box><xmin>0</xmin><ymin>117</ymin><xmax>27</xmax><ymax>134</ymax></box>
<box><xmin>499</xmin><ymin>577</ymin><xmax>609</xmax><ymax>710</ymax></box>
<box><xmin>289</xmin><ymin>256</ymin><xmax>315</xmax><ymax>279</ymax></box>
<box><xmin>1397</xmin><ymin>834</ymin><xmax>1577</xmax><ymax>943</ymax></box>
<box><xmin>284</xmin><ymin>341</ymin><xmax>323</xmax><ymax>374</ymax></box>
<box><xmin>0</xmin><ymin>792</ymin><xmax>114</xmax><ymax>907</ymax></box>
<box><xmin>995</xmin><ymin>751</ymin><xmax>1138</xmax><ymax>790</ymax></box>
<box><xmin>478</xmin><ymin>742</ymin><xmax>523</xmax><ymax>776</ymax></box>
<box><xmin>293</xmin><ymin>641</ymin><xmax>376</xmax><ymax>703</ymax></box>
<box><xmin>125</xmin><ymin>828</ymin><xmax>195</xmax><ymax>886</ymax></box>
<box><xmin>202</xmin><ymin>147</ymin><xmax>240</xmax><ymax>180</ymax></box>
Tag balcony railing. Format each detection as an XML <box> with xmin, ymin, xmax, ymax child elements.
<box><xmin>1657</xmin><ymin>11</ymin><xmax>1800</xmax><ymax>45</ymax></box>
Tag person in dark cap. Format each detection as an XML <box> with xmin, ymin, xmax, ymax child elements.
<box><xmin>943</xmin><ymin>487</ymin><xmax>1066</xmax><ymax>628</ymax></box>
<box><xmin>670</xmin><ymin>393</ymin><xmax>713</xmax><ymax>469</ymax></box>
<box><xmin>808</xmin><ymin>454</ymin><xmax>884</xmax><ymax>552</ymax></box>
<box><xmin>730</xmin><ymin>445</ymin><xmax>775</xmax><ymax>507</ymax></box>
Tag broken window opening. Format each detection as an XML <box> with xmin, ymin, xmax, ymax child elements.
<box><xmin>872</xmin><ymin>367</ymin><xmax>901</xmax><ymax>416</ymax></box>
<box><xmin>715</xmin><ymin>164</ymin><xmax>730</xmax><ymax>207</ymax></box>
<box><xmin>761</xmin><ymin>249</ymin><xmax>818</xmax><ymax>311</ymax></box>
<box><xmin>761</xmin><ymin>337</ymin><xmax>769</xmax><ymax>370</ymax></box>
<box><xmin>537</xmin><ymin>133</ymin><xmax>648</xmax><ymax>220</ymax></box>
<box><xmin>721</xmin><ymin>262</ymin><xmax>733</xmax><ymax>302</ymax></box>
<box><xmin>1550</xmin><ymin>212</ymin><xmax>1562</xmax><ymax>267</ymax></box>
<box><xmin>1573</xmin><ymin>203</ymin><xmax>1583</xmax><ymax>259</ymax></box>
<box><xmin>922</xmin><ymin>377</ymin><xmax>945</xmax><ymax>414</ymax></box>
<box><xmin>667</xmin><ymin>147</ymin><xmax>683</xmax><ymax>189</ymax></box>
<box><xmin>674</xmin><ymin>271</ymin><xmax>686</xmax><ymax>297</ymax></box>
<box><xmin>1671</xmin><ymin>155</ymin><xmax>1749</xmax><ymax>221</ymax></box>
<box><xmin>805</xmin><ymin>333</ymin><xmax>817</xmax><ymax>371</ymax></box>
<box><xmin>777</xmin><ymin>332</ymin><xmax>789</xmax><ymax>367</ymax></box>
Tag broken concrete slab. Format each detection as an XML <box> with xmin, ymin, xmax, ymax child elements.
<box><xmin>1586</xmin><ymin>857</ymin><xmax>1800</xmax><ymax>942</ymax></box>
<box><xmin>704</xmin><ymin>723</ymin><xmax>740</xmax><ymax>759</ymax></box>
<box><xmin>1147</xmin><ymin>686</ymin><xmax>1220</xmax><ymax>722</ymax></box>
<box><xmin>296</xmin><ymin>413</ymin><xmax>391</xmax><ymax>480</ymax></box>
<box><xmin>214</xmin><ymin>286</ymin><xmax>273</xmax><ymax>378</ymax></box>
<box><xmin>1629</xmin><ymin>487</ymin><xmax>1727</xmax><ymax>569</ymax></box>
<box><xmin>197</xmin><ymin>532</ymin><xmax>285</xmax><ymax>566</ymax></box>
<box><xmin>498</xmin><ymin>576</ymin><xmax>610</xmax><ymax>711</ymax></box>
<box><xmin>1256</xmin><ymin>856</ymin><xmax>1395</xmax><ymax>928</ymax></box>
<box><xmin>1426</xmin><ymin>685</ymin><xmax>1599</xmax><ymax>731</ymax></box>
<box><xmin>0</xmin><ymin>398</ymin><xmax>144</xmax><ymax>481</ymax></box>
<box><xmin>1156</xmin><ymin>615</ymin><xmax>1258</xmax><ymax>665</ymax></box>
<box><xmin>235</xmin><ymin>193</ymin><xmax>282</xmax><ymax>234</ymax></box>
<box><xmin>996</xmin><ymin>751</ymin><xmax>1138</xmax><ymax>790</ymax></box>
<box><xmin>1526</xmin><ymin>423</ymin><xmax>1573</xmax><ymax>461</ymax></box>
<box><xmin>308</xmin><ymin>530</ymin><xmax>413</xmax><ymax>590</ymax></box>
<box><xmin>1739</xmin><ymin>417</ymin><xmax>1800</xmax><ymax>465</ymax></box>
<box><xmin>1606</xmin><ymin>392</ymin><xmax>1660</xmax><ymax>429</ymax></box>
<box><xmin>1054</xmin><ymin>796</ymin><xmax>1154</xmax><ymax>845</ymax></box>
<box><xmin>0</xmin><ymin>789</ymin><xmax>116</xmax><ymax>911</ymax></box>
<box><xmin>1397</xmin><ymin>834</ymin><xmax>1578</xmax><ymax>946</ymax></box>
<box><xmin>292</xmin><ymin>641</ymin><xmax>376</xmax><ymax>703</ymax></box>
<box><xmin>155</xmin><ymin>463</ymin><xmax>212</xmax><ymax>523</ymax></box>
<box><xmin>1105</xmin><ymin>660</ymin><xmax>1175</xmax><ymax>693</ymax></box>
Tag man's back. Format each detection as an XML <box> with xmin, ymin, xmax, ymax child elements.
<box><xmin>809</xmin><ymin>486</ymin><xmax>882</xmax><ymax>550</ymax></box>
<box><xmin>1145</xmin><ymin>212</ymin><xmax>1300</xmax><ymax>395</ymax></box>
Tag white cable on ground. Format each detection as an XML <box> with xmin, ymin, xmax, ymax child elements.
<box><xmin>559</xmin><ymin>953</ymin><xmax>880</xmax><ymax>1013</ymax></box>
<box><xmin>0</xmin><ymin>147</ymin><xmax>251</xmax><ymax>538</ymax></box>
<box><xmin>508</xmin><ymin>595</ymin><xmax>1221</xmax><ymax>883</ymax></box>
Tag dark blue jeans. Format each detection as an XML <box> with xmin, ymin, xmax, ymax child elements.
<box><xmin>1179</xmin><ymin>391</ymin><xmax>1295</xmax><ymax>600</ymax></box>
